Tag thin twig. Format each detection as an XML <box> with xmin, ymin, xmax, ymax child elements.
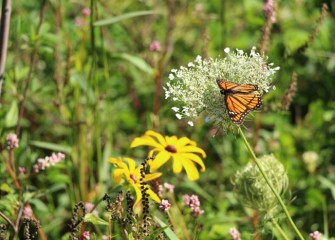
<box><xmin>0</xmin><ymin>211</ymin><xmax>15</xmax><ymax>231</ymax></box>
<box><xmin>15</xmin><ymin>0</ymin><xmax>47</xmax><ymax>135</ymax></box>
<box><xmin>0</xmin><ymin>0</ymin><xmax>12</xmax><ymax>97</ymax></box>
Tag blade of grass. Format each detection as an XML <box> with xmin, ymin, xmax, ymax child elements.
<box><xmin>94</xmin><ymin>10</ymin><xmax>162</xmax><ymax>26</ymax></box>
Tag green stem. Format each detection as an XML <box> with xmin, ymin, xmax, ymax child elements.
<box><xmin>238</xmin><ymin>127</ymin><xmax>305</xmax><ymax>240</ymax></box>
<box><xmin>272</xmin><ymin>219</ymin><xmax>290</xmax><ymax>240</ymax></box>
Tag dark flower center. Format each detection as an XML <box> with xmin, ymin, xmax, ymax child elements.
<box><xmin>130</xmin><ymin>174</ymin><xmax>137</xmax><ymax>183</ymax></box>
<box><xmin>165</xmin><ymin>145</ymin><xmax>177</xmax><ymax>153</ymax></box>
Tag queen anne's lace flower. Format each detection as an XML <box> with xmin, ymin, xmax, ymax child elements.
<box><xmin>164</xmin><ymin>47</ymin><xmax>279</xmax><ymax>131</ymax></box>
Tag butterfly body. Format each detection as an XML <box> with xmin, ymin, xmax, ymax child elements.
<box><xmin>216</xmin><ymin>79</ymin><xmax>262</xmax><ymax>125</ymax></box>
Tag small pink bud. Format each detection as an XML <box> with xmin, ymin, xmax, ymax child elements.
<box><xmin>149</xmin><ymin>41</ymin><xmax>161</xmax><ymax>52</ymax></box>
<box><xmin>82</xmin><ymin>8</ymin><xmax>91</xmax><ymax>17</ymax></box>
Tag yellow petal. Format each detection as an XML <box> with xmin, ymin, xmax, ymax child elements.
<box><xmin>131</xmin><ymin>135</ymin><xmax>163</xmax><ymax>149</ymax></box>
<box><xmin>178</xmin><ymin>153</ymin><xmax>206</xmax><ymax>172</ymax></box>
<box><xmin>149</xmin><ymin>151</ymin><xmax>171</xmax><ymax>172</ymax></box>
<box><xmin>178</xmin><ymin>146</ymin><xmax>206</xmax><ymax>157</ymax></box>
<box><xmin>147</xmin><ymin>188</ymin><xmax>161</xmax><ymax>203</ymax></box>
<box><xmin>109</xmin><ymin>157</ymin><xmax>122</xmax><ymax>166</ymax></box>
<box><xmin>109</xmin><ymin>157</ymin><xmax>128</xmax><ymax>169</ymax></box>
<box><xmin>124</xmin><ymin>157</ymin><xmax>136</xmax><ymax>173</ymax></box>
<box><xmin>133</xmin><ymin>184</ymin><xmax>143</xmax><ymax>207</ymax></box>
<box><xmin>144</xmin><ymin>172</ymin><xmax>162</xmax><ymax>181</ymax></box>
<box><xmin>113</xmin><ymin>169</ymin><xmax>126</xmax><ymax>184</ymax></box>
<box><xmin>174</xmin><ymin>137</ymin><xmax>192</xmax><ymax>148</ymax></box>
<box><xmin>165</xmin><ymin>136</ymin><xmax>178</xmax><ymax>145</ymax></box>
<box><xmin>182</xmin><ymin>159</ymin><xmax>199</xmax><ymax>181</ymax></box>
<box><xmin>144</xmin><ymin>130</ymin><xmax>167</xmax><ymax>146</ymax></box>
<box><xmin>172</xmin><ymin>155</ymin><xmax>183</xmax><ymax>174</ymax></box>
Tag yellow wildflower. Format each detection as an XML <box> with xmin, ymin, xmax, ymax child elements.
<box><xmin>109</xmin><ymin>157</ymin><xmax>162</xmax><ymax>206</ymax></box>
<box><xmin>131</xmin><ymin>130</ymin><xmax>206</xmax><ymax>181</ymax></box>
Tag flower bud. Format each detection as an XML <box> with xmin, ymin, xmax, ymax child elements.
<box><xmin>232</xmin><ymin>154</ymin><xmax>288</xmax><ymax>219</ymax></box>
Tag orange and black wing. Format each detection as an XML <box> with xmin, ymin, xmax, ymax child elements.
<box><xmin>217</xmin><ymin>79</ymin><xmax>258</xmax><ymax>93</ymax></box>
<box><xmin>225</xmin><ymin>93</ymin><xmax>262</xmax><ymax>124</ymax></box>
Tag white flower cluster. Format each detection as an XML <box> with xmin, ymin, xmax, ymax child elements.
<box><xmin>164</xmin><ymin>47</ymin><xmax>280</xmax><ymax>129</ymax></box>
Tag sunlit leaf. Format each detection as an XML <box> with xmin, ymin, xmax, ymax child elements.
<box><xmin>116</xmin><ymin>53</ymin><xmax>153</xmax><ymax>75</ymax></box>
<box><xmin>0</xmin><ymin>183</ymin><xmax>12</xmax><ymax>193</ymax></box>
<box><xmin>5</xmin><ymin>101</ymin><xmax>18</xmax><ymax>127</ymax></box>
<box><xmin>84</xmin><ymin>213</ymin><xmax>109</xmax><ymax>226</ymax></box>
<box><xmin>154</xmin><ymin>216</ymin><xmax>179</xmax><ymax>240</ymax></box>
<box><xmin>29</xmin><ymin>141</ymin><xmax>72</xmax><ymax>154</ymax></box>
<box><xmin>94</xmin><ymin>10</ymin><xmax>162</xmax><ymax>26</ymax></box>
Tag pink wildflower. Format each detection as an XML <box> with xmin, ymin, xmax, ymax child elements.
<box><xmin>159</xmin><ymin>199</ymin><xmax>171</xmax><ymax>212</ymax></box>
<box><xmin>183</xmin><ymin>194</ymin><xmax>205</xmax><ymax>217</ymax></box>
<box><xmin>18</xmin><ymin>167</ymin><xmax>26</xmax><ymax>175</ymax></box>
<box><xmin>229</xmin><ymin>227</ymin><xmax>241</xmax><ymax>240</ymax></box>
<box><xmin>22</xmin><ymin>204</ymin><xmax>33</xmax><ymax>219</ymax></box>
<box><xmin>82</xmin><ymin>231</ymin><xmax>90</xmax><ymax>240</ymax></box>
<box><xmin>309</xmin><ymin>231</ymin><xmax>322</xmax><ymax>240</ymax></box>
<box><xmin>6</xmin><ymin>133</ymin><xmax>19</xmax><ymax>150</ymax></box>
<box><xmin>164</xmin><ymin>182</ymin><xmax>175</xmax><ymax>193</ymax></box>
<box><xmin>34</xmin><ymin>152</ymin><xmax>65</xmax><ymax>173</ymax></box>
<box><xmin>149</xmin><ymin>40</ymin><xmax>161</xmax><ymax>52</ymax></box>
<box><xmin>75</xmin><ymin>16</ymin><xmax>84</xmax><ymax>27</ymax></box>
<box><xmin>85</xmin><ymin>202</ymin><xmax>98</xmax><ymax>216</ymax></box>
<box><xmin>82</xmin><ymin>8</ymin><xmax>91</xmax><ymax>17</ymax></box>
<box><xmin>263</xmin><ymin>0</ymin><xmax>276</xmax><ymax>23</ymax></box>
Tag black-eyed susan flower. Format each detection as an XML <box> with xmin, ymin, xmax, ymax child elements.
<box><xmin>109</xmin><ymin>157</ymin><xmax>162</xmax><ymax>206</ymax></box>
<box><xmin>130</xmin><ymin>130</ymin><xmax>206</xmax><ymax>181</ymax></box>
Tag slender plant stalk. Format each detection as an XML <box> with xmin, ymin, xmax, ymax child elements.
<box><xmin>0</xmin><ymin>211</ymin><xmax>15</xmax><ymax>230</ymax></box>
<box><xmin>0</xmin><ymin>0</ymin><xmax>11</xmax><ymax>98</ymax></box>
<box><xmin>168</xmin><ymin>197</ymin><xmax>190</xmax><ymax>240</ymax></box>
<box><xmin>16</xmin><ymin>0</ymin><xmax>47</xmax><ymax>135</ymax></box>
<box><xmin>192</xmin><ymin>222</ymin><xmax>199</xmax><ymax>240</ymax></box>
<box><xmin>272</xmin><ymin>219</ymin><xmax>290</xmax><ymax>240</ymax></box>
<box><xmin>322</xmin><ymin>199</ymin><xmax>328</xmax><ymax>238</ymax></box>
<box><xmin>2</xmin><ymin>151</ymin><xmax>20</xmax><ymax>188</ymax></box>
<box><xmin>238</xmin><ymin>127</ymin><xmax>305</xmax><ymax>240</ymax></box>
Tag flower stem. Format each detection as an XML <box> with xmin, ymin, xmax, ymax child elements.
<box><xmin>272</xmin><ymin>219</ymin><xmax>290</xmax><ymax>240</ymax></box>
<box><xmin>238</xmin><ymin>127</ymin><xmax>305</xmax><ymax>240</ymax></box>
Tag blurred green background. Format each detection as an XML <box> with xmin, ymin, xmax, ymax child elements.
<box><xmin>0</xmin><ymin>0</ymin><xmax>334</xmax><ymax>239</ymax></box>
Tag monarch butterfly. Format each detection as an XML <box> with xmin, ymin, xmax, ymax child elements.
<box><xmin>216</xmin><ymin>79</ymin><xmax>262</xmax><ymax>125</ymax></box>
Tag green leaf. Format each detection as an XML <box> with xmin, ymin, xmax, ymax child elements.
<box><xmin>94</xmin><ymin>10</ymin><xmax>162</xmax><ymax>26</ymax></box>
<box><xmin>318</xmin><ymin>176</ymin><xmax>335</xmax><ymax>200</ymax></box>
<box><xmin>0</xmin><ymin>183</ymin><xmax>13</xmax><ymax>193</ymax></box>
<box><xmin>29</xmin><ymin>141</ymin><xmax>72</xmax><ymax>154</ymax></box>
<box><xmin>116</xmin><ymin>53</ymin><xmax>153</xmax><ymax>75</ymax></box>
<box><xmin>5</xmin><ymin>100</ymin><xmax>18</xmax><ymax>127</ymax></box>
<box><xmin>154</xmin><ymin>216</ymin><xmax>179</xmax><ymax>240</ymax></box>
<box><xmin>83</xmin><ymin>213</ymin><xmax>109</xmax><ymax>226</ymax></box>
<box><xmin>128</xmin><ymin>233</ymin><xmax>134</xmax><ymax>240</ymax></box>
<box><xmin>29</xmin><ymin>198</ymin><xmax>49</xmax><ymax>212</ymax></box>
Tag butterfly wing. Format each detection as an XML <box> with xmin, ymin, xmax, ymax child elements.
<box><xmin>225</xmin><ymin>93</ymin><xmax>262</xmax><ymax>124</ymax></box>
<box><xmin>217</xmin><ymin>79</ymin><xmax>258</xmax><ymax>93</ymax></box>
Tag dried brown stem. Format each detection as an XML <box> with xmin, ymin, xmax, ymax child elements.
<box><xmin>281</xmin><ymin>72</ymin><xmax>297</xmax><ymax>111</ymax></box>
<box><xmin>259</xmin><ymin>0</ymin><xmax>276</xmax><ymax>54</ymax></box>
<box><xmin>0</xmin><ymin>211</ymin><xmax>15</xmax><ymax>231</ymax></box>
<box><xmin>288</xmin><ymin>3</ymin><xmax>328</xmax><ymax>58</ymax></box>
<box><xmin>2</xmin><ymin>151</ymin><xmax>20</xmax><ymax>189</ymax></box>
<box><xmin>0</xmin><ymin>0</ymin><xmax>12</xmax><ymax>97</ymax></box>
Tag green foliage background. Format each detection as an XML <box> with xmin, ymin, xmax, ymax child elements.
<box><xmin>0</xmin><ymin>0</ymin><xmax>334</xmax><ymax>239</ymax></box>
